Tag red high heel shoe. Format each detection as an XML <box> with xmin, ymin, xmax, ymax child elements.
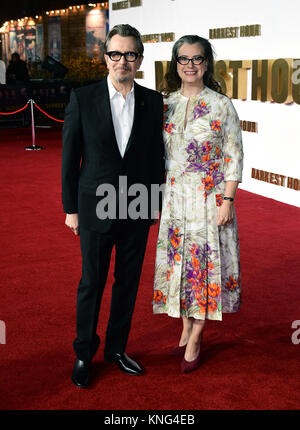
<box><xmin>169</xmin><ymin>344</ymin><xmax>187</xmax><ymax>356</ymax></box>
<box><xmin>180</xmin><ymin>334</ymin><xmax>203</xmax><ymax>373</ymax></box>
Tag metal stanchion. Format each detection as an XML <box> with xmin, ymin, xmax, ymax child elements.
<box><xmin>25</xmin><ymin>99</ymin><xmax>44</xmax><ymax>150</ymax></box>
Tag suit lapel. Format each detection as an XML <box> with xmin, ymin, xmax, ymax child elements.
<box><xmin>94</xmin><ymin>78</ymin><xmax>122</xmax><ymax>159</ymax></box>
<box><xmin>123</xmin><ymin>81</ymin><xmax>144</xmax><ymax>157</ymax></box>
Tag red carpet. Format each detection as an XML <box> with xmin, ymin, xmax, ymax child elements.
<box><xmin>0</xmin><ymin>127</ymin><xmax>299</xmax><ymax>410</ymax></box>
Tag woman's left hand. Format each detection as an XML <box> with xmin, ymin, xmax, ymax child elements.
<box><xmin>217</xmin><ymin>201</ymin><xmax>234</xmax><ymax>226</ymax></box>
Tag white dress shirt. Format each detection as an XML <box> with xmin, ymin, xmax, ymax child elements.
<box><xmin>107</xmin><ymin>75</ymin><xmax>135</xmax><ymax>158</ymax></box>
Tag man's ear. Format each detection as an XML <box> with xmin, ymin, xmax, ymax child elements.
<box><xmin>138</xmin><ymin>55</ymin><xmax>144</xmax><ymax>69</ymax></box>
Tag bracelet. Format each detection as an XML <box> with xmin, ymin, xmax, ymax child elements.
<box><xmin>223</xmin><ymin>196</ymin><xmax>234</xmax><ymax>202</ymax></box>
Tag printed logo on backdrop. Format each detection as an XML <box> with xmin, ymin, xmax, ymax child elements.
<box><xmin>142</xmin><ymin>33</ymin><xmax>175</xmax><ymax>43</ymax></box>
<box><xmin>251</xmin><ymin>169</ymin><xmax>300</xmax><ymax>191</ymax></box>
<box><xmin>135</xmin><ymin>71</ymin><xmax>144</xmax><ymax>79</ymax></box>
<box><xmin>155</xmin><ymin>59</ymin><xmax>300</xmax><ymax>105</ymax></box>
<box><xmin>240</xmin><ymin>121</ymin><xmax>258</xmax><ymax>133</ymax></box>
<box><xmin>209</xmin><ymin>24</ymin><xmax>261</xmax><ymax>39</ymax></box>
<box><xmin>112</xmin><ymin>0</ymin><xmax>142</xmax><ymax>10</ymax></box>
<box><xmin>215</xmin><ymin>58</ymin><xmax>300</xmax><ymax>104</ymax></box>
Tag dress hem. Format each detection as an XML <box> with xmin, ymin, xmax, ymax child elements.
<box><xmin>153</xmin><ymin>308</ymin><xmax>224</xmax><ymax>321</ymax></box>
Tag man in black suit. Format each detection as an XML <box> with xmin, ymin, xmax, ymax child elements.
<box><xmin>62</xmin><ymin>24</ymin><xmax>165</xmax><ymax>388</ymax></box>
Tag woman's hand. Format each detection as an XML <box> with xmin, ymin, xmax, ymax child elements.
<box><xmin>217</xmin><ymin>200</ymin><xmax>234</xmax><ymax>226</ymax></box>
<box><xmin>65</xmin><ymin>213</ymin><xmax>80</xmax><ymax>235</ymax></box>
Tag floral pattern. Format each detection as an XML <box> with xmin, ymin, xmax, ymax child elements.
<box><xmin>153</xmin><ymin>87</ymin><xmax>243</xmax><ymax>320</ymax></box>
<box><xmin>167</xmin><ymin>226</ymin><xmax>182</xmax><ymax>278</ymax></box>
<box><xmin>193</xmin><ymin>99</ymin><xmax>210</xmax><ymax>119</ymax></box>
<box><xmin>164</xmin><ymin>122</ymin><xmax>176</xmax><ymax>135</ymax></box>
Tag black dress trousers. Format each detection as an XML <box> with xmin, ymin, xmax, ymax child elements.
<box><xmin>73</xmin><ymin>220</ymin><xmax>150</xmax><ymax>362</ymax></box>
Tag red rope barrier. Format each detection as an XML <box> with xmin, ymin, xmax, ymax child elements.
<box><xmin>0</xmin><ymin>99</ymin><xmax>64</xmax><ymax>122</ymax></box>
<box><xmin>0</xmin><ymin>103</ymin><xmax>29</xmax><ymax>115</ymax></box>
<box><xmin>34</xmin><ymin>103</ymin><xmax>64</xmax><ymax>123</ymax></box>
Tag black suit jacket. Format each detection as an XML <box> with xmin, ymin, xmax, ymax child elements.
<box><xmin>61</xmin><ymin>78</ymin><xmax>165</xmax><ymax>233</ymax></box>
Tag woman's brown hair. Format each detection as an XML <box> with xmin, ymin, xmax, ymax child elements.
<box><xmin>162</xmin><ymin>35</ymin><xmax>222</xmax><ymax>95</ymax></box>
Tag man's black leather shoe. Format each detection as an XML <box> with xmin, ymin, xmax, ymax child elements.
<box><xmin>105</xmin><ymin>352</ymin><xmax>143</xmax><ymax>375</ymax></box>
<box><xmin>71</xmin><ymin>358</ymin><xmax>92</xmax><ymax>388</ymax></box>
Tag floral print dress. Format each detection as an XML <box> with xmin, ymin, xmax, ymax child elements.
<box><xmin>153</xmin><ymin>87</ymin><xmax>243</xmax><ymax>321</ymax></box>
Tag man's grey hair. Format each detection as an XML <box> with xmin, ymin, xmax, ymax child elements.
<box><xmin>104</xmin><ymin>24</ymin><xmax>144</xmax><ymax>55</ymax></box>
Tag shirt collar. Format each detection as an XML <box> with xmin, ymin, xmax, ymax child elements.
<box><xmin>107</xmin><ymin>75</ymin><xmax>134</xmax><ymax>100</ymax></box>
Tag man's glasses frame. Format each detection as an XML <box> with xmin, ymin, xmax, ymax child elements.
<box><xmin>106</xmin><ymin>51</ymin><xmax>141</xmax><ymax>62</ymax></box>
<box><xmin>176</xmin><ymin>55</ymin><xmax>206</xmax><ymax>66</ymax></box>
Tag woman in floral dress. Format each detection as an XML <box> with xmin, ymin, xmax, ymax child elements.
<box><xmin>153</xmin><ymin>35</ymin><xmax>243</xmax><ymax>372</ymax></box>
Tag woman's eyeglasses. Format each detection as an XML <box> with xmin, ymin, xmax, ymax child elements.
<box><xmin>176</xmin><ymin>55</ymin><xmax>206</xmax><ymax>65</ymax></box>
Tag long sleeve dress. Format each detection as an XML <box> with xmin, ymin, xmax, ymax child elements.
<box><xmin>153</xmin><ymin>86</ymin><xmax>243</xmax><ymax>321</ymax></box>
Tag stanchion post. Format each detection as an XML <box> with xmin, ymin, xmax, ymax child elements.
<box><xmin>25</xmin><ymin>99</ymin><xmax>44</xmax><ymax>150</ymax></box>
<box><xmin>30</xmin><ymin>99</ymin><xmax>36</xmax><ymax>147</ymax></box>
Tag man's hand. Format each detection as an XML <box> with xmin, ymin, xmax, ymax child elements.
<box><xmin>65</xmin><ymin>213</ymin><xmax>80</xmax><ymax>236</ymax></box>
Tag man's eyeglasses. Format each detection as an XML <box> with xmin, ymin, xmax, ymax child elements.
<box><xmin>176</xmin><ymin>55</ymin><xmax>206</xmax><ymax>66</ymax></box>
<box><xmin>106</xmin><ymin>51</ymin><xmax>140</xmax><ymax>62</ymax></box>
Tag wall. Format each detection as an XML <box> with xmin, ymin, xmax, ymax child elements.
<box><xmin>110</xmin><ymin>0</ymin><xmax>300</xmax><ymax>207</ymax></box>
<box><xmin>43</xmin><ymin>9</ymin><xmax>93</xmax><ymax>60</ymax></box>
